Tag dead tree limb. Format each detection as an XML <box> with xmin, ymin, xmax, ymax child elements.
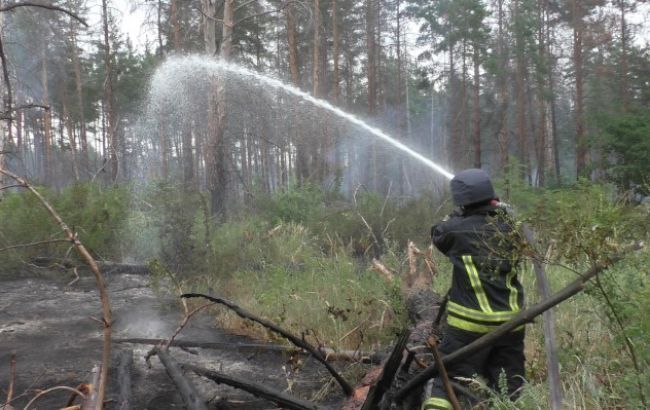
<box><xmin>115</xmin><ymin>338</ymin><xmax>372</xmax><ymax>362</ymax></box>
<box><xmin>0</xmin><ymin>238</ymin><xmax>69</xmax><ymax>252</ymax></box>
<box><xmin>0</xmin><ymin>2</ymin><xmax>88</xmax><ymax>26</ymax></box>
<box><xmin>184</xmin><ymin>363</ymin><xmax>321</xmax><ymax>410</ymax></box>
<box><xmin>154</xmin><ymin>349</ymin><xmax>208</xmax><ymax>410</ymax></box>
<box><xmin>117</xmin><ymin>350</ymin><xmax>133</xmax><ymax>410</ymax></box>
<box><xmin>81</xmin><ymin>364</ymin><xmax>101</xmax><ymax>410</ymax></box>
<box><xmin>0</xmin><ymin>169</ymin><xmax>112</xmax><ymax>410</ymax></box>
<box><xmin>23</xmin><ymin>386</ymin><xmax>86</xmax><ymax>410</ymax></box>
<box><xmin>181</xmin><ymin>293</ymin><xmax>354</xmax><ymax>396</ymax></box>
<box><xmin>395</xmin><ymin>245</ymin><xmax>642</xmax><ymax>401</ymax></box>
<box><xmin>360</xmin><ymin>330</ymin><xmax>410</xmax><ymax>410</ymax></box>
<box><xmin>164</xmin><ymin>303</ymin><xmax>213</xmax><ymax>349</ymax></box>
<box><xmin>371</xmin><ymin>258</ymin><xmax>394</xmax><ymax>283</ymax></box>
<box><xmin>521</xmin><ymin>223</ymin><xmax>562</xmax><ymax>410</ymax></box>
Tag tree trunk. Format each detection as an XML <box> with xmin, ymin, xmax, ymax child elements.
<box><xmin>41</xmin><ymin>43</ymin><xmax>53</xmax><ymax>184</ymax></box>
<box><xmin>332</xmin><ymin>0</ymin><xmax>340</xmax><ymax>104</ymax></box>
<box><xmin>102</xmin><ymin>0</ymin><xmax>118</xmax><ymax>182</ymax></box>
<box><xmin>70</xmin><ymin>20</ymin><xmax>89</xmax><ymax>176</ymax></box>
<box><xmin>496</xmin><ymin>0</ymin><xmax>510</xmax><ymax>184</ymax></box>
<box><xmin>471</xmin><ymin>44</ymin><xmax>481</xmax><ymax>168</ymax></box>
<box><xmin>514</xmin><ymin>0</ymin><xmax>528</xmax><ymax>182</ymax></box>
<box><xmin>573</xmin><ymin>0</ymin><xmax>586</xmax><ymax>179</ymax></box>
<box><xmin>171</xmin><ymin>0</ymin><xmax>181</xmax><ymax>51</ymax></box>
<box><xmin>204</xmin><ymin>0</ymin><xmax>233</xmax><ymax>216</ymax></box>
<box><xmin>619</xmin><ymin>0</ymin><xmax>629</xmax><ymax>112</ymax></box>
<box><xmin>312</xmin><ymin>0</ymin><xmax>321</xmax><ymax>180</ymax></box>
<box><xmin>536</xmin><ymin>0</ymin><xmax>547</xmax><ymax>186</ymax></box>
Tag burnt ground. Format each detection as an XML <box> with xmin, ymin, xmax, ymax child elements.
<box><xmin>0</xmin><ymin>272</ymin><xmax>346</xmax><ymax>409</ymax></box>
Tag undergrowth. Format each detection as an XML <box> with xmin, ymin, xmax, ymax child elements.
<box><xmin>1</xmin><ymin>180</ymin><xmax>648</xmax><ymax>408</ymax></box>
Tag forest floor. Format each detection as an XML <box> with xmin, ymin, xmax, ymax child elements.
<box><xmin>0</xmin><ymin>271</ymin><xmax>344</xmax><ymax>409</ymax></box>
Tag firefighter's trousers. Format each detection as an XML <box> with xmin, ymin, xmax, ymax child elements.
<box><xmin>421</xmin><ymin>326</ymin><xmax>525</xmax><ymax>410</ymax></box>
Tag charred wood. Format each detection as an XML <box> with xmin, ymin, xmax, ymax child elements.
<box><xmin>181</xmin><ymin>293</ymin><xmax>353</xmax><ymax>396</ymax></box>
<box><xmin>115</xmin><ymin>338</ymin><xmax>377</xmax><ymax>363</ymax></box>
<box><xmin>117</xmin><ymin>350</ymin><xmax>133</xmax><ymax>410</ymax></box>
<box><xmin>154</xmin><ymin>348</ymin><xmax>208</xmax><ymax>410</ymax></box>
<box><xmin>184</xmin><ymin>363</ymin><xmax>321</xmax><ymax>410</ymax></box>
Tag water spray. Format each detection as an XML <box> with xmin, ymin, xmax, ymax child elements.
<box><xmin>154</xmin><ymin>55</ymin><xmax>455</xmax><ymax>181</ymax></box>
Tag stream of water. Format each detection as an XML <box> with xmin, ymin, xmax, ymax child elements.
<box><xmin>152</xmin><ymin>55</ymin><xmax>455</xmax><ymax>181</ymax></box>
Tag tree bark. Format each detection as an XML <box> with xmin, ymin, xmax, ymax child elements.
<box><xmin>102</xmin><ymin>0</ymin><xmax>118</xmax><ymax>182</ymax></box>
<box><xmin>40</xmin><ymin>42</ymin><xmax>53</xmax><ymax>184</ymax></box>
<box><xmin>514</xmin><ymin>0</ymin><xmax>528</xmax><ymax>181</ymax></box>
<box><xmin>70</xmin><ymin>19</ymin><xmax>89</xmax><ymax>175</ymax></box>
<box><xmin>573</xmin><ymin>0</ymin><xmax>586</xmax><ymax>179</ymax></box>
<box><xmin>155</xmin><ymin>349</ymin><xmax>208</xmax><ymax>410</ymax></box>
<box><xmin>471</xmin><ymin>44</ymin><xmax>481</xmax><ymax>168</ymax></box>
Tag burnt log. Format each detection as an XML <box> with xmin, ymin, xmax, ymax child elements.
<box><xmin>115</xmin><ymin>338</ymin><xmax>376</xmax><ymax>363</ymax></box>
<box><xmin>183</xmin><ymin>363</ymin><xmax>321</xmax><ymax>410</ymax></box>
<box><xmin>116</xmin><ymin>349</ymin><xmax>133</xmax><ymax>410</ymax></box>
<box><xmin>154</xmin><ymin>348</ymin><xmax>208</xmax><ymax>410</ymax></box>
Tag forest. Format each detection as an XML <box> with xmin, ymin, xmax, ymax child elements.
<box><xmin>0</xmin><ymin>0</ymin><xmax>648</xmax><ymax>409</ymax></box>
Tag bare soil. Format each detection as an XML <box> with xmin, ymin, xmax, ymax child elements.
<box><xmin>0</xmin><ymin>272</ymin><xmax>344</xmax><ymax>409</ymax></box>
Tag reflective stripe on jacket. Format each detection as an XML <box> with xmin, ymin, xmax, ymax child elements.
<box><xmin>431</xmin><ymin>204</ymin><xmax>524</xmax><ymax>333</ymax></box>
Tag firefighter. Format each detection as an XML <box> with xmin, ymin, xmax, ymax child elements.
<box><xmin>422</xmin><ymin>168</ymin><xmax>525</xmax><ymax>410</ymax></box>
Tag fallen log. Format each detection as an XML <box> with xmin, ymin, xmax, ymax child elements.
<box><xmin>394</xmin><ymin>246</ymin><xmax>642</xmax><ymax>401</ymax></box>
<box><xmin>117</xmin><ymin>350</ymin><xmax>133</xmax><ymax>410</ymax></box>
<box><xmin>115</xmin><ymin>338</ymin><xmax>376</xmax><ymax>363</ymax></box>
<box><xmin>183</xmin><ymin>363</ymin><xmax>321</xmax><ymax>410</ymax></box>
<box><xmin>154</xmin><ymin>348</ymin><xmax>208</xmax><ymax>410</ymax></box>
<box><xmin>181</xmin><ymin>293</ymin><xmax>353</xmax><ymax>396</ymax></box>
<box><xmin>30</xmin><ymin>257</ymin><xmax>150</xmax><ymax>275</ymax></box>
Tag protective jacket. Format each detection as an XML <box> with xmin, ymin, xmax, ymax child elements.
<box><xmin>431</xmin><ymin>204</ymin><xmax>523</xmax><ymax>333</ymax></box>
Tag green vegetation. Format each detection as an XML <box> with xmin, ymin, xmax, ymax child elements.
<box><xmin>1</xmin><ymin>180</ymin><xmax>648</xmax><ymax>408</ymax></box>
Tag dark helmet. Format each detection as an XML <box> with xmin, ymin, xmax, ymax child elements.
<box><xmin>450</xmin><ymin>168</ymin><xmax>496</xmax><ymax>207</ymax></box>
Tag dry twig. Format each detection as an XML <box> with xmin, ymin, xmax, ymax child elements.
<box><xmin>23</xmin><ymin>386</ymin><xmax>87</xmax><ymax>410</ymax></box>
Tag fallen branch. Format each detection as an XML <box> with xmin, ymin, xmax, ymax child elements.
<box><xmin>81</xmin><ymin>364</ymin><xmax>101</xmax><ymax>410</ymax></box>
<box><xmin>0</xmin><ymin>169</ymin><xmax>112</xmax><ymax>409</ymax></box>
<box><xmin>115</xmin><ymin>338</ymin><xmax>373</xmax><ymax>362</ymax></box>
<box><xmin>0</xmin><ymin>238</ymin><xmax>69</xmax><ymax>252</ymax></box>
<box><xmin>30</xmin><ymin>257</ymin><xmax>149</xmax><ymax>275</ymax></box>
<box><xmin>164</xmin><ymin>303</ymin><xmax>214</xmax><ymax>349</ymax></box>
<box><xmin>371</xmin><ymin>258</ymin><xmax>394</xmax><ymax>283</ymax></box>
<box><xmin>154</xmin><ymin>349</ymin><xmax>208</xmax><ymax>410</ymax></box>
<box><xmin>521</xmin><ymin>223</ymin><xmax>562</xmax><ymax>410</ymax></box>
<box><xmin>394</xmin><ymin>245</ymin><xmax>643</xmax><ymax>400</ymax></box>
<box><xmin>117</xmin><ymin>350</ymin><xmax>133</xmax><ymax>410</ymax></box>
<box><xmin>184</xmin><ymin>363</ymin><xmax>321</xmax><ymax>410</ymax></box>
<box><xmin>181</xmin><ymin>293</ymin><xmax>353</xmax><ymax>396</ymax></box>
<box><xmin>23</xmin><ymin>386</ymin><xmax>86</xmax><ymax>410</ymax></box>
<box><xmin>360</xmin><ymin>330</ymin><xmax>410</xmax><ymax>410</ymax></box>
